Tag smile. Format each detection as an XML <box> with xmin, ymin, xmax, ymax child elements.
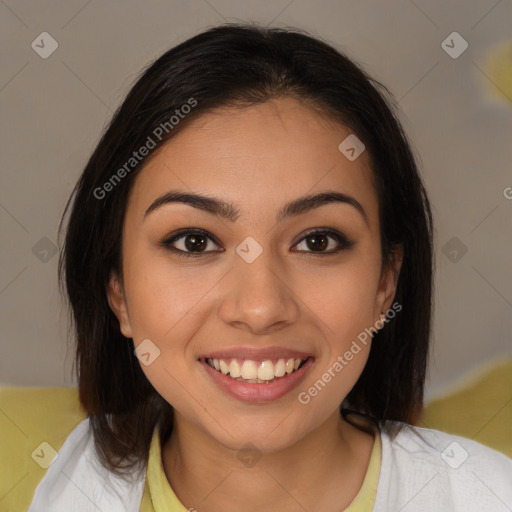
<box><xmin>198</xmin><ymin>354</ymin><xmax>315</xmax><ymax>402</ymax></box>
<box><xmin>205</xmin><ymin>357</ymin><xmax>309</xmax><ymax>383</ymax></box>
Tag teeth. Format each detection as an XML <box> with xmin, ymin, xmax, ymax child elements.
<box><xmin>229</xmin><ymin>360</ymin><xmax>241</xmax><ymax>378</ymax></box>
<box><xmin>206</xmin><ymin>357</ymin><xmax>307</xmax><ymax>382</ymax></box>
<box><xmin>274</xmin><ymin>359</ymin><xmax>286</xmax><ymax>377</ymax></box>
<box><xmin>258</xmin><ymin>360</ymin><xmax>274</xmax><ymax>381</ymax></box>
<box><xmin>241</xmin><ymin>360</ymin><xmax>258</xmax><ymax>380</ymax></box>
<box><xmin>219</xmin><ymin>360</ymin><xmax>229</xmax><ymax>375</ymax></box>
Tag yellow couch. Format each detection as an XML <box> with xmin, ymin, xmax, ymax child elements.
<box><xmin>419</xmin><ymin>359</ymin><xmax>512</xmax><ymax>457</ymax></box>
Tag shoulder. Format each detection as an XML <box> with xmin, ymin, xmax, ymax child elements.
<box><xmin>374</xmin><ymin>420</ymin><xmax>512</xmax><ymax>511</ymax></box>
<box><xmin>27</xmin><ymin>417</ymin><xmax>147</xmax><ymax>511</ymax></box>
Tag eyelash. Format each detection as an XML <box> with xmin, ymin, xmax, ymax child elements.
<box><xmin>159</xmin><ymin>228</ymin><xmax>356</xmax><ymax>259</ymax></box>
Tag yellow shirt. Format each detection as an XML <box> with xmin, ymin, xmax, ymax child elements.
<box><xmin>140</xmin><ymin>426</ymin><xmax>382</xmax><ymax>512</ymax></box>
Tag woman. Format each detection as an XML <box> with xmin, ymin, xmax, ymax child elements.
<box><xmin>28</xmin><ymin>23</ymin><xmax>512</xmax><ymax>511</ymax></box>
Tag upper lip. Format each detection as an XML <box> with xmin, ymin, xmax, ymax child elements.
<box><xmin>198</xmin><ymin>346</ymin><xmax>314</xmax><ymax>361</ymax></box>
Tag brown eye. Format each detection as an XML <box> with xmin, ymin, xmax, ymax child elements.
<box><xmin>293</xmin><ymin>229</ymin><xmax>355</xmax><ymax>255</ymax></box>
<box><xmin>182</xmin><ymin>233</ymin><xmax>208</xmax><ymax>252</ymax></box>
<box><xmin>160</xmin><ymin>229</ymin><xmax>222</xmax><ymax>258</ymax></box>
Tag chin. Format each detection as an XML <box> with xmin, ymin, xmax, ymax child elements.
<box><xmin>203</xmin><ymin>413</ymin><xmax>312</xmax><ymax>455</ymax></box>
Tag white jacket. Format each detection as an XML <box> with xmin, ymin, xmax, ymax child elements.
<box><xmin>28</xmin><ymin>418</ymin><xmax>512</xmax><ymax>511</ymax></box>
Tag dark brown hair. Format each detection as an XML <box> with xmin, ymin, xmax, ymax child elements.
<box><xmin>59</xmin><ymin>22</ymin><xmax>434</xmax><ymax>475</ymax></box>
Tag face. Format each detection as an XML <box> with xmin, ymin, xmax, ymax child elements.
<box><xmin>107</xmin><ymin>96</ymin><xmax>402</xmax><ymax>453</ymax></box>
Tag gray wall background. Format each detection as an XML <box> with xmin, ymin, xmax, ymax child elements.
<box><xmin>1</xmin><ymin>0</ymin><xmax>511</xmax><ymax>402</ymax></box>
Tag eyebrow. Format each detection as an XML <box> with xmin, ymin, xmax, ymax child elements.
<box><xmin>144</xmin><ymin>189</ymin><xmax>369</xmax><ymax>227</ymax></box>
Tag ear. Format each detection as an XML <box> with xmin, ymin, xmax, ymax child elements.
<box><xmin>106</xmin><ymin>271</ymin><xmax>133</xmax><ymax>338</ymax></box>
<box><xmin>374</xmin><ymin>244</ymin><xmax>403</xmax><ymax>321</ymax></box>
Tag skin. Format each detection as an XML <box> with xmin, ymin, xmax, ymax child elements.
<box><xmin>107</xmin><ymin>96</ymin><xmax>403</xmax><ymax>511</ymax></box>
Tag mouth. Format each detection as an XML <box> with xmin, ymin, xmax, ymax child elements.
<box><xmin>202</xmin><ymin>356</ymin><xmax>311</xmax><ymax>384</ymax></box>
<box><xmin>197</xmin><ymin>353</ymin><xmax>315</xmax><ymax>403</ymax></box>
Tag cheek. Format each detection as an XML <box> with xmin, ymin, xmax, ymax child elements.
<box><xmin>302</xmin><ymin>256</ymin><xmax>381</xmax><ymax>348</ymax></box>
<box><xmin>296</xmin><ymin>269</ymin><xmax>376</xmax><ymax>412</ymax></box>
<box><xmin>123</xmin><ymin>249</ymin><xmax>212</xmax><ymax>342</ymax></box>
<box><xmin>122</xmin><ymin>254</ymin><xmax>208</xmax><ymax>416</ymax></box>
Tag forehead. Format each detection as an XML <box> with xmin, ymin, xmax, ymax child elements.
<box><xmin>128</xmin><ymin>97</ymin><xmax>379</xmax><ymax>228</ymax></box>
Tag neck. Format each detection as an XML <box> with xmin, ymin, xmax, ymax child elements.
<box><xmin>161</xmin><ymin>411</ymin><xmax>375</xmax><ymax>512</ymax></box>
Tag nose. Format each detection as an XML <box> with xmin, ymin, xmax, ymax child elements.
<box><xmin>218</xmin><ymin>248</ymin><xmax>300</xmax><ymax>335</ymax></box>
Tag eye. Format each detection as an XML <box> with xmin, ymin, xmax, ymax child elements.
<box><xmin>292</xmin><ymin>229</ymin><xmax>356</xmax><ymax>255</ymax></box>
<box><xmin>160</xmin><ymin>227</ymin><xmax>356</xmax><ymax>259</ymax></box>
<box><xmin>160</xmin><ymin>228</ymin><xmax>222</xmax><ymax>258</ymax></box>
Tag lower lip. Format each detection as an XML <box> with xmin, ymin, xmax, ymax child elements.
<box><xmin>200</xmin><ymin>358</ymin><xmax>314</xmax><ymax>403</ymax></box>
